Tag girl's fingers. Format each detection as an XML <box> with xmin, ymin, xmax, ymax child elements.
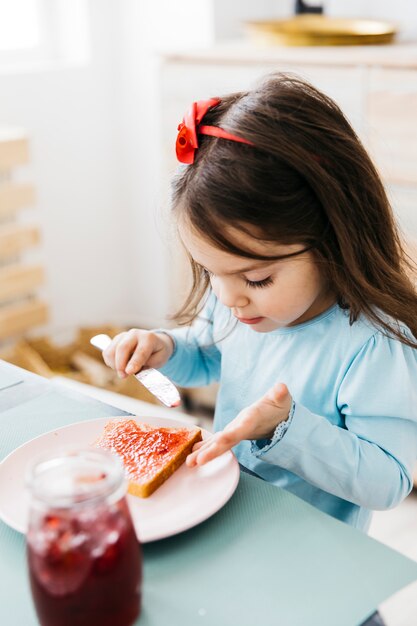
<box><xmin>193</xmin><ymin>439</ymin><xmax>232</xmax><ymax>465</ymax></box>
<box><xmin>186</xmin><ymin>382</ymin><xmax>293</xmax><ymax>468</ymax></box>
<box><xmin>102</xmin><ymin>330</ymin><xmax>167</xmax><ymax>378</ymax></box>
<box><xmin>186</xmin><ymin>430</ymin><xmax>240</xmax><ymax>467</ymax></box>
<box><xmin>115</xmin><ymin>328</ymin><xmax>149</xmax><ymax>378</ymax></box>
<box><xmin>125</xmin><ymin>334</ymin><xmax>154</xmax><ymax>375</ymax></box>
<box><xmin>102</xmin><ymin>333</ymin><xmax>125</xmax><ymax>370</ymax></box>
<box><xmin>114</xmin><ymin>331</ymin><xmax>144</xmax><ymax>377</ymax></box>
<box><xmin>186</xmin><ymin>439</ymin><xmax>215</xmax><ymax>466</ymax></box>
<box><xmin>190</xmin><ymin>440</ymin><xmax>206</xmax><ymax>452</ymax></box>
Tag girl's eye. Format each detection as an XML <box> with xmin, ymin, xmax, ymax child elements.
<box><xmin>202</xmin><ymin>267</ymin><xmax>273</xmax><ymax>289</ymax></box>
<box><xmin>245</xmin><ymin>276</ymin><xmax>273</xmax><ymax>289</ymax></box>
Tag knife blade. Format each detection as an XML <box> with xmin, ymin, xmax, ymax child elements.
<box><xmin>90</xmin><ymin>334</ymin><xmax>181</xmax><ymax>408</ymax></box>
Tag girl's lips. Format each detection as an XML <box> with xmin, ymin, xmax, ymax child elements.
<box><xmin>236</xmin><ymin>316</ymin><xmax>264</xmax><ymax>325</ymax></box>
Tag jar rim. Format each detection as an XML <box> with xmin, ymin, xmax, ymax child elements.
<box><xmin>26</xmin><ymin>447</ymin><xmax>125</xmax><ymax>509</ymax></box>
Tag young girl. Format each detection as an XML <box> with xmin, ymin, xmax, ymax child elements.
<box><xmin>103</xmin><ymin>74</ymin><xmax>417</xmax><ymax>539</ymax></box>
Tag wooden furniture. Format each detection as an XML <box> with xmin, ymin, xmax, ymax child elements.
<box><xmin>0</xmin><ymin>128</ymin><xmax>47</xmax><ymax>343</ymax></box>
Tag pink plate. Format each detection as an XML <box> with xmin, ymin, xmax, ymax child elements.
<box><xmin>0</xmin><ymin>415</ymin><xmax>240</xmax><ymax>543</ymax></box>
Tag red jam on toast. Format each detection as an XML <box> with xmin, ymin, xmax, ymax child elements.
<box><xmin>95</xmin><ymin>419</ymin><xmax>202</xmax><ymax>497</ymax></box>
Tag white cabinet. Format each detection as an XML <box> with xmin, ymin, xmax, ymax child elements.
<box><xmin>368</xmin><ymin>68</ymin><xmax>417</xmax><ymax>187</ymax></box>
<box><xmin>388</xmin><ymin>185</ymin><xmax>417</xmax><ymax>238</ymax></box>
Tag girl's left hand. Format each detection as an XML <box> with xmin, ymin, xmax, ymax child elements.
<box><xmin>186</xmin><ymin>383</ymin><xmax>292</xmax><ymax>467</ymax></box>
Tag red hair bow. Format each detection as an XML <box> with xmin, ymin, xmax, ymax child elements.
<box><xmin>176</xmin><ymin>97</ymin><xmax>254</xmax><ymax>164</ymax></box>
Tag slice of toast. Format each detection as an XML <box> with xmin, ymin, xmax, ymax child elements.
<box><xmin>94</xmin><ymin>418</ymin><xmax>202</xmax><ymax>498</ymax></box>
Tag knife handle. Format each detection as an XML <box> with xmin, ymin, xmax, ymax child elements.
<box><xmin>90</xmin><ymin>334</ymin><xmax>112</xmax><ymax>352</ymax></box>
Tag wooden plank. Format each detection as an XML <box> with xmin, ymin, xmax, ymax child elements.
<box><xmin>70</xmin><ymin>351</ymin><xmax>115</xmax><ymax>387</ymax></box>
<box><xmin>0</xmin><ymin>299</ymin><xmax>48</xmax><ymax>340</ymax></box>
<box><xmin>0</xmin><ymin>128</ymin><xmax>29</xmax><ymax>170</ymax></box>
<box><xmin>0</xmin><ymin>264</ymin><xmax>44</xmax><ymax>301</ymax></box>
<box><xmin>0</xmin><ymin>340</ymin><xmax>53</xmax><ymax>378</ymax></box>
<box><xmin>0</xmin><ymin>183</ymin><xmax>36</xmax><ymax>217</ymax></box>
<box><xmin>0</xmin><ymin>224</ymin><xmax>40</xmax><ymax>259</ymax></box>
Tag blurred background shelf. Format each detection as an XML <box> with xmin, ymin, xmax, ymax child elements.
<box><xmin>244</xmin><ymin>16</ymin><xmax>397</xmax><ymax>46</ymax></box>
<box><xmin>0</xmin><ymin>128</ymin><xmax>48</xmax><ymax>345</ymax></box>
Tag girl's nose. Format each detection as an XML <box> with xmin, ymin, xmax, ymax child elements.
<box><xmin>217</xmin><ymin>282</ymin><xmax>249</xmax><ymax>309</ymax></box>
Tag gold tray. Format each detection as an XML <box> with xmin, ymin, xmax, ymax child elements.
<box><xmin>244</xmin><ymin>16</ymin><xmax>397</xmax><ymax>46</ymax></box>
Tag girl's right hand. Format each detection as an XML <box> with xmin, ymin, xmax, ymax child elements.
<box><xmin>102</xmin><ymin>330</ymin><xmax>175</xmax><ymax>379</ymax></box>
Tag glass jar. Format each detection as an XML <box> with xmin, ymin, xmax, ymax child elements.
<box><xmin>26</xmin><ymin>448</ymin><xmax>142</xmax><ymax>626</ymax></box>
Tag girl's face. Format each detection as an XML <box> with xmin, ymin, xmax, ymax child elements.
<box><xmin>179</xmin><ymin>221</ymin><xmax>335</xmax><ymax>333</ymax></box>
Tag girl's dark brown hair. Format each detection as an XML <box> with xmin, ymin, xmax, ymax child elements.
<box><xmin>171</xmin><ymin>73</ymin><xmax>417</xmax><ymax>348</ymax></box>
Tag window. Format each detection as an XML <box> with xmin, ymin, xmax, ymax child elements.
<box><xmin>0</xmin><ymin>0</ymin><xmax>90</xmax><ymax>70</ymax></box>
<box><xmin>0</xmin><ymin>0</ymin><xmax>41</xmax><ymax>51</ymax></box>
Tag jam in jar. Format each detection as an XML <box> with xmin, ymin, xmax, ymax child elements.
<box><xmin>26</xmin><ymin>448</ymin><xmax>142</xmax><ymax>626</ymax></box>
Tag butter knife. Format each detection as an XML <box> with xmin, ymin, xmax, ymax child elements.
<box><xmin>90</xmin><ymin>334</ymin><xmax>181</xmax><ymax>408</ymax></box>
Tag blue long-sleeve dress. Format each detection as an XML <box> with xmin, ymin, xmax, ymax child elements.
<box><xmin>158</xmin><ymin>294</ymin><xmax>417</xmax><ymax>530</ymax></box>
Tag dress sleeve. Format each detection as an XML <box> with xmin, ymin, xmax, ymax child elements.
<box><xmin>252</xmin><ymin>332</ymin><xmax>417</xmax><ymax>510</ymax></box>
<box><xmin>155</xmin><ymin>292</ymin><xmax>221</xmax><ymax>388</ymax></box>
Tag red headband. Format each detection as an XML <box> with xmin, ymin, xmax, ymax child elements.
<box><xmin>176</xmin><ymin>97</ymin><xmax>254</xmax><ymax>164</ymax></box>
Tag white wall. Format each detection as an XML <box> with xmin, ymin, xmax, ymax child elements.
<box><xmin>212</xmin><ymin>0</ymin><xmax>290</xmax><ymax>40</ymax></box>
<box><xmin>118</xmin><ymin>0</ymin><xmax>216</xmax><ymax>328</ymax></box>
<box><xmin>0</xmin><ymin>1</ymin><xmax>131</xmax><ymax>333</ymax></box>
<box><xmin>327</xmin><ymin>0</ymin><xmax>417</xmax><ymax>40</ymax></box>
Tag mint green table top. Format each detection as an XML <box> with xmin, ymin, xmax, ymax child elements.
<box><xmin>1</xmin><ymin>360</ymin><xmax>417</xmax><ymax>626</ymax></box>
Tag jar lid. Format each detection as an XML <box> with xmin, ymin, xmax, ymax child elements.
<box><xmin>26</xmin><ymin>448</ymin><xmax>125</xmax><ymax>508</ymax></box>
